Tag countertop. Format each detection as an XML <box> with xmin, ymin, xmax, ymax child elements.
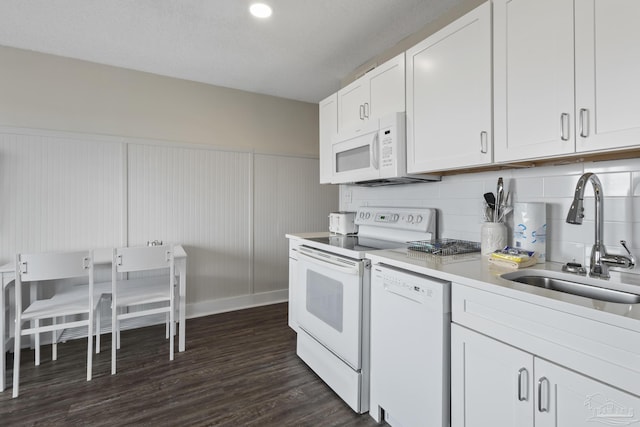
<box><xmin>366</xmin><ymin>248</ymin><xmax>640</xmax><ymax>330</ymax></box>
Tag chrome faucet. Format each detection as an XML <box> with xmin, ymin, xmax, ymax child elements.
<box><xmin>566</xmin><ymin>172</ymin><xmax>635</xmax><ymax>278</ymax></box>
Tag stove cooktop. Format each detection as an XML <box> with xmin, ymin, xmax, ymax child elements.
<box><xmin>305</xmin><ymin>235</ymin><xmax>410</xmax><ymax>253</ymax></box>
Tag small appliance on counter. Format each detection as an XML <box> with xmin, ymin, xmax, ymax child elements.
<box><xmin>329</xmin><ymin>211</ymin><xmax>358</xmax><ymax>235</ymax></box>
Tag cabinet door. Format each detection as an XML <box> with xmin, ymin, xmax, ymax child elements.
<box><xmin>575</xmin><ymin>0</ymin><xmax>640</xmax><ymax>152</ymax></box>
<box><xmin>319</xmin><ymin>93</ymin><xmax>338</xmax><ymax>184</ymax></box>
<box><xmin>451</xmin><ymin>324</ymin><xmax>534</xmax><ymax>427</ymax></box>
<box><xmin>535</xmin><ymin>358</ymin><xmax>640</xmax><ymax>427</ymax></box>
<box><xmin>367</xmin><ymin>52</ymin><xmax>405</xmax><ymax>121</ymax></box>
<box><xmin>337</xmin><ymin>78</ymin><xmax>368</xmax><ymax>133</ymax></box>
<box><xmin>407</xmin><ymin>3</ymin><xmax>492</xmax><ymax>173</ymax></box>
<box><xmin>493</xmin><ymin>0</ymin><xmax>575</xmax><ymax>162</ymax></box>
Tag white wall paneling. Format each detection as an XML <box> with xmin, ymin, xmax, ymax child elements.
<box><xmin>254</xmin><ymin>154</ymin><xmax>338</xmax><ymax>295</ymax></box>
<box><xmin>127</xmin><ymin>143</ymin><xmax>253</xmax><ymax>305</ymax></box>
<box><xmin>0</xmin><ymin>126</ymin><xmax>336</xmax><ymax>318</ymax></box>
<box><xmin>0</xmin><ymin>128</ymin><xmax>124</xmax><ymax>263</ymax></box>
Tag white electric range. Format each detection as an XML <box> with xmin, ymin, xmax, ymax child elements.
<box><xmin>287</xmin><ymin>206</ymin><xmax>437</xmax><ymax>413</ymax></box>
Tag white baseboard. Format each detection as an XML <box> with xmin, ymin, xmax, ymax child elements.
<box><xmin>186</xmin><ymin>289</ymin><xmax>288</xmax><ymax>319</ymax></box>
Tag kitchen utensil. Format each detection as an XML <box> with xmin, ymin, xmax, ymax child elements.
<box><xmin>495</xmin><ymin>177</ymin><xmax>504</xmax><ymax>222</ymax></box>
<box><xmin>483</xmin><ymin>192</ymin><xmax>495</xmax><ymax>209</ymax></box>
<box><xmin>497</xmin><ymin>206</ymin><xmax>513</xmax><ymax>223</ymax></box>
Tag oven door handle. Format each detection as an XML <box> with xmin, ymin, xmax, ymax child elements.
<box><xmin>298</xmin><ymin>249</ymin><xmax>362</xmax><ymax>275</ymax></box>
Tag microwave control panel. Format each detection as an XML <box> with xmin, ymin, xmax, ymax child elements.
<box><xmin>380</xmin><ymin>126</ymin><xmax>395</xmax><ymax>170</ymax></box>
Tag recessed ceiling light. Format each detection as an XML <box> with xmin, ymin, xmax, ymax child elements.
<box><xmin>250</xmin><ymin>3</ymin><xmax>272</xmax><ymax>18</ymax></box>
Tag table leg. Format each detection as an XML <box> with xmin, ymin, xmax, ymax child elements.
<box><xmin>178</xmin><ymin>259</ymin><xmax>186</xmax><ymax>352</ymax></box>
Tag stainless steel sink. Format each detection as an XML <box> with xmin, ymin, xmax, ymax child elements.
<box><xmin>501</xmin><ymin>270</ymin><xmax>640</xmax><ymax>304</ymax></box>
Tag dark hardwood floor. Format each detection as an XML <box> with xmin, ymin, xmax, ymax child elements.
<box><xmin>1</xmin><ymin>303</ymin><xmax>381</xmax><ymax>426</ymax></box>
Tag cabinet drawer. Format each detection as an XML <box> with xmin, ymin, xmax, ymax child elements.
<box><xmin>452</xmin><ymin>283</ymin><xmax>640</xmax><ymax>397</ymax></box>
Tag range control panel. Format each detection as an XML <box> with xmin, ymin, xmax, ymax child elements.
<box><xmin>355</xmin><ymin>206</ymin><xmax>436</xmax><ymax>234</ymax></box>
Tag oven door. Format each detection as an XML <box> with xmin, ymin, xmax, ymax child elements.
<box><xmin>297</xmin><ymin>246</ymin><xmax>365</xmax><ymax>370</ymax></box>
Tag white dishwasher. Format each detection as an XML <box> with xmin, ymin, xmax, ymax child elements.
<box><xmin>369</xmin><ymin>263</ymin><xmax>451</xmax><ymax>427</ymax></box>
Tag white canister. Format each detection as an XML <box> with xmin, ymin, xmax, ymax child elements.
<box><xmin>481</xmin><ymin>222</ymin><xmax>507</xmax><ymax>255</ymax></box>
<box><xmin>513</xmin><ymin>202</ymin><xmax>547</xmax><ymax>263</ymax></box>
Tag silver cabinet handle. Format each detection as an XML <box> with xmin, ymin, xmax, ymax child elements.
<box><xmin>359</xmin><ymin>104</ymin><xmax>365</xmax><ymax>120</ymax></box>
<box><xmin>364</xmin><ymin>102</ymin><xmax>369</xmax><ymax>119</ymax></box>
<box><xmin>518</xmin><ymin>368</ymin><xmax>529</xmax><ymax>402</ymax></box>
<box><xmin>579</xmin><ymin>108</ymin><xmax>589</xmax><ymax>138</ymax></box>
<box><xmin>560</xmin><ymin>113</ymin><xmax>570</xmax><ymax>141</ymax></box>
<box><xmin>538</xmin><ymin>377</ymin><xmax>550</xmax><ymax>412</ymax></box>
<box><xmin>480</xmin><ymin>131</ymin><xmax>488</xmax><ymax>154</ymax></box>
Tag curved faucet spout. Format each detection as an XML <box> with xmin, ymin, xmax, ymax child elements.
<box><xmin>566</xmin><ymin>173</ymin><xmax>634</xmax><ymax>279</ymax></box>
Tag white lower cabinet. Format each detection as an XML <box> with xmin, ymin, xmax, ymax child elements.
<box><xmin>452</xmin><ymin>324</ymin><xmax>533</xmax><ymax>427</ymax></box>
<box><xmin>452</xmin><ymin>324</ymin><xmax>640</xmax><ymax>427</ymax></box>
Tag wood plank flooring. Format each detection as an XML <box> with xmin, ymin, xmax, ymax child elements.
<box><xmin>1</xmin><ymin>303</ymin><xmax>381</xmax><ymax>426</ymax></box>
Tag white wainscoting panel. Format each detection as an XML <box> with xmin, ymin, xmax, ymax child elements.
<box><xmin>127</xmin><ymin>143</ymin><xmax>253</xmax><ymax>304</ymax></box>
<box><xmin>0</xmin><ymin>130</ymin><xmax>124</xmax><ymax>264</ymax></box>
<box><xmin>253</xmin><ymin>154</ymin><xmax>338</xmax><ymax>294</ymax></box>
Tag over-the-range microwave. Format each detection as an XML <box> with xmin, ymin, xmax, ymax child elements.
<box><xmin>330</xmin><ymin>112</ymin><xmax>440</xmax><ymax>186</ymax></box>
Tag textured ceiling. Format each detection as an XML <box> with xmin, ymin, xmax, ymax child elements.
<box><xmin>0</xmin><ymin>0</ymin><xmax>464</xmax><ymax>103</ymax></box>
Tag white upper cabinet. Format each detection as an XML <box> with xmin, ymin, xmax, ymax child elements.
<box><xmin>575</xmin><ymin>0</ymin><xmax>640</xmax><ymax>153</ymax></box>
<box><xmin>319</xmin><ymin>93</ymin><xmax>338</xmax><ymax>184</ymax></box>
<box><xmin>493</xmin><ymin>0</ymin><xmax>575</xmax><ymax>162</ymax></box>
<box><xmin>337</xmin><ymin>53</ymin><xmax>405</xmax><ymax>134</ymax></box>
<box><xmin>495</xmin><ymin>0</ymin><xmax>640</xmax><ymax>163</ymax></box>
<box><xmin>406</xmin><ymin>2</ymin><xmax>492</xmax><ymax>173</ymax></box>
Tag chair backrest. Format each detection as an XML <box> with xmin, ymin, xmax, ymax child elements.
<box><xmin>17</xmin><ymin>251</ymin><xmax>93</xmax><ymax>282</ymax></box>
<box><xmin>114</xmin><ymin>245</ymin><xmax>174</xmax><ymax>274</ymax></box>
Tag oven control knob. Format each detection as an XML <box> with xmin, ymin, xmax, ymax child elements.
<box><xmin>407</xmin><ymin>214</ymin><xmax>414</xmax><ymax>223</ymax></box>
<box><xmin>365</xmin><ymin>212</ymin><xmax>371</xmax><ymax>219</ymax></box>
<box><xmin>416</xmin><ymin>215</ymin><xmax>423</xmax><ymax>223</ymax></box>
<box><xmin>393</xmin><ymin>214</ymin><xmax>399</xmax><ymax>222</ymax></box>
<box><xmin>359</xmin><ymin>212</ymin><xmax>365</xmax><ymax>219</ymax></box>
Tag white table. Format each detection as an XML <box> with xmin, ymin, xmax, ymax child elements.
<box><xmin>0</xmin><ymin>245</ymin><xmax>187</xmax><ymax>392</ymax></box>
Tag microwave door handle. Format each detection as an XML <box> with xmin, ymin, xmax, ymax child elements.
<box><xmin>298</xmin><ymin>250</ymin><xmax>361</xmax><ymax>275</ymax></box>
<box><xmin>371</xmin><ymin>132</ymin><xmax>379</xmax><ymax>170</ymax></box>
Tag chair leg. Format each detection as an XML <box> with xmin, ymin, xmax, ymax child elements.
<box><xmin>116</xmin><ymin>309</ymin><xmax>121</xmax><ymax>350</ymax></box>
<box><xmin>52</xmin><ymin>317</ymin><xmax>58</xmax><ymax>361</ymax></box>
<box><xmin>12</xmin><ymin>327</ymin><xmax>21</xmax><ymax>398</ymax></box>
<box><xmin>35</xmin><ymin>319</ymin><xmax>40</xmax><ymax>366</ymax></box>
<box><xmin>87</xmin><ymin>311</ymin><xmax>94</xmax><ymax>382</ymax></box>
<box><xmin>111</xmin><ymin>309</ymin><xmax>117</xmax><ymax>375</ymax></box>
<box><xmin>95</xmin><ymin>302</ymin><xmax>101</xmax><ymax>354</ymax></box>
<box><xmin>165</xmin><ymin>312</ymin><xmax>169</xmax><ymax>339</ymax></box>
<box><xmin>170</xmin><ymin>307</ymin><xmax>175</xmax><ymax>362</ymax></box>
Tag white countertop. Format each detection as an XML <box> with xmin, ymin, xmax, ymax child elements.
<box><xmin>365</xmin><ymin>248</ymin><xmax>640</xmax><ymax>330</ymax></box>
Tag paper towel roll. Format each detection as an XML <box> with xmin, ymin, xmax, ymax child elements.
<box><xmin>513</xmin><ymin>202</ymin><xmax>547</xmax><ymax>263</ymax></box>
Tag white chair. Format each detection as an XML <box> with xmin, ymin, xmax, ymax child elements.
<box><xmin>111</xmin><ymin>245</ymin><xmax>175</xmax><ymax>375</ymax></box>
<box><xmin>12</xmin><ymin>250</ymin><xmax>96</xmax><ymax>398</ymax></box>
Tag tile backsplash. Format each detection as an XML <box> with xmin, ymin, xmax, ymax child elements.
<box><xmin>340</xmin><ymin>157</ymin><xmax>640</xmax><ymax>274</ymax></box>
